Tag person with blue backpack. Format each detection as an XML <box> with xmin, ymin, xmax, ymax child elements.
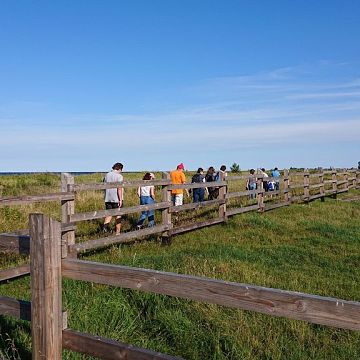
<box><xmin>271</xmin><ymin>167</ymin><xmax>281</xmax><ymax>190</ymax></box>
<box><xmin>191</xmin><ymin>168</ymin><xmax>206</xmax><ymax>203</ymax></box>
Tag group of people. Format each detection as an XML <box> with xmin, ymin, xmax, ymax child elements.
<box><xmin>102</xmin><ymin>162</ymin><xmax>228</xmax><ymax>234</ymax></box>
<box><xmin>102</xmin><ymin>162</ymin><xmax>280</xmax><ymax>234</ymax></box>
<box><xmin>170</xmin><ymin>163</ymin><xmax>227</xmax><ymax>205</ymax></box>
<box><xmin>246</xmin><ymin>167</ymin><xmax>281</xmax><ymax>199</ymax></box>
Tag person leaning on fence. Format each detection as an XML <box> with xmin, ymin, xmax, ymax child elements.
<box><xmin>191</xmin><ymin>168</ymin><xmax>206</xmax><ymax>203</ymax></box>
<box><xmin>136</xmin><ymin>172</ymin><xmax>156</xmax><ymax>229</ymax></box>
<box><xmin>246</xmin><ymin>168</ymin><xmax>257</xmax><ymax>199</ymax></box>
<box><xmin>170</xmin><ymin>163</ymin><xmax>189</xmax><ymax>206</ymax></box>
<box><xmin>271</xmin><ymin>167</ymin><xmax>281</xmax><ymax>190</ymax></box>
<box><xmin>205</xmin><ymin>166</ymin><xmax>216</xmax><ymax>200</ymax></box>
<box><xmin>103</xmin><ymin>162</ymin><xmax>124</xmax><ymax>235</ymax></box>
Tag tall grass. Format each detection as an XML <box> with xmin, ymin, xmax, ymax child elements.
<box><xmin>0</xmin><ymin>173</ymin><xmax>359</xmax><ymax>359</ymax></box>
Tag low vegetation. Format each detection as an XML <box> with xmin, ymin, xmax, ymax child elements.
<box><xmin>0</xmin><ymin>173</ymin><xmax>359</xmax><ymax>359</ymax></box>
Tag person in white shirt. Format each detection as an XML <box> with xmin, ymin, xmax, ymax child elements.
<box><xmin>103</xmin><ymin>162</ymin><xmax>124</xmax><ymax>235</ymax></box>
<box><xmin>136</xmin><ymin>172</ymin><xmax>156</xmax><ymax>229</ymax></box>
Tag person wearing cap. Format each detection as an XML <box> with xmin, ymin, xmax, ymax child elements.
<box><xmin>136</xmin><ymin>172</ymin><xmax>156</xmax><ymax>229</ymax></box>
<box><xmin>103</xmin><ymin>162</ymin><xmax>124</xmax><ymax>235</ymax></box>
<box><xmin>170</xmin><ymin>163</ymin><xmax>188</xmax><ymax>206</ymax></box>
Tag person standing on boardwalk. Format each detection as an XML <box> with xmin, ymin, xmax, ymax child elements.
<box><xmin>103</xmin><ymin>162</ymin><xmax>124</xmax><ymax>235</ymax></box>
<box><xmin>170</xmin><ymin>163</ymin><xmax>188</xmax><ymax>206</ymax></box>
<box><xmin>136</xmin><ymin>172</ymin><xmax>156</xmax><ymax>229</ymax></box>
<box><xmin>191</xmin><ymin>168</ymin><xmax>206</xmax><ymax>203</ymax></box>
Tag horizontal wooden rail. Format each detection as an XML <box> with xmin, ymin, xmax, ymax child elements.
<box><xmin>73</xmin><ymin>179</ymin><xmax>171</xmax><ymax>192</ymax></box>
<box><xmin>169</xmin><ymin>217</ymin><xmax>224</xmax><ymax>236</ymax></box>
<box><xmin>0</xmin><ymin>192</ymin><xmax>74</xmax><ymax>207</ymax></box>
<box><xmin>288</xmin><ymin>184</ymin><xmax>305</xmax><ymax>189</ymax></box>
<box><xmin>0</xmin><ymin>233</ymin><xmax>30</xmax><ymax>254</ymax></box>
<box><xmin>0</xmin><ymin>296</ymin><xmax>31</xmax><ymax>321</ymax></box>
<box><xmin>264</xmin><ymin>190</ymin><xmax>281</xmax><ymax>196</ymax></box>
<box><xmin>0</xmin><ymin>264</ymin><xmax>30</xmax><ymax>282</ymax></box>
<box><xmin>323</xmin><ymin>180</ymin><xmax>336</xmax><ymax>184</ymax></box>
<box><xmin>264</xmin><ymin>202</ymin><xmax>290</xmax><ymax>211</ymax></box>
<box><xmin>0</xmin><ymin>295</ymin><xmax>67</xmax><ymax>329</ymax></box>
<box><xmin>62</xmin><ymin>259</ymin><xmax>360</xmax><ymax>331</ymax></box>
<box><xmin>63</xmin><ymin>329</ymin><xmax>183</xmax><ymax>360</ymax></box>
<box><xmin>226</xmin><ymin>189</ymin><xmax>259</xmax><ymax>199</ymax></box>
<box><xmin>169</xmin><ymin>199</ymin><xmax>225</xmax><ymax>213</ymax></box>
<box><xmin>70</xmin><ymin>224</ymin><xmax>170</xmax><ymax>254</ymax></box>
<box><xmin>337</xmin><ymin>180</ymin><xmax>348</xmax><ymax>185</ymax></box>
<box><xmin>226</xmin><ymin>204</ymin><xmax>259</xmax><ymax>217</ymax></box>
<box><xmin>309</xmin><ymin>184</ymin><xmax>322</xmax><ymax>189</ymax></box>
<box><xmin>167</xmin><ymin>181</ymin><xmax>227</xmax><ymax>191</ymax></box>
<box><xmin>70</xmin><ymin>202</ymin><xmax>170</xmax><ymax>223</ymax></box>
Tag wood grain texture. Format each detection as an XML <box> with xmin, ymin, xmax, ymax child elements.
<box><xmin>169</xmin><ymin>199</ymin><xmax>225</xmax><ymax>213</ymax></box>
<box><xmin>62</xmin><ymin>259</ymin><xmax>360</xmax><ymax>331</ymax></box>
<box><xmin>0</xmin><ymin>264</ymin><xmax>30</xmax><ymax>282</ymax></box>
<box><xmin>0</xmin><ymin>192</ymin><xmax>74</xmax><ymax>207</ymax></box>
<box><xmin>226</xmin><ymin>204</ymin><xmax>259</xmax><ymax>217</ymax></box>
<box><xmin>70</xmin><ymin>202</ymin><xmax>170</xmax><ymax>223</ymax></box>
<box><xmin>169</xmin><ymin>217</ymin><xmax>224</xmax><ymax>236</ymax></box>
<box><xmin>62</xmin><ymin>329</ymin><xmax>183</xmax><ymax>360</ymax></box>
<box><xmin>71</xmin><ymin>224</ymin><xmax>170</xmax><ymax>253</ymax></box>
<box><xmin>61</xmin><ymin>173</ymin><xmax>76</xmax><ymax>253</ymax></box>
<box><xmin>30</xmin><ymin>214</ymin><xmax>62</xmax><ymax>360</ymax></box>
<box><xmin>0</xmin><ymin>233</ymin><xmax>30</xmax><ymax>254</ymax></box>
<box><xmin>0</xmin><ymin>296</ymin><xmax>31</xmax><ymax>321</ymax></box>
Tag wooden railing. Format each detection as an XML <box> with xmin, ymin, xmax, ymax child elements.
<box><xmin>1</xmin><ymin>213</ymin><xmax>360</xmax><ymax>359</ymax></box>
<box><xmin>1</xmin><ymin>168</ymin><xmax>360</xmax><ymax>282</ymax></box>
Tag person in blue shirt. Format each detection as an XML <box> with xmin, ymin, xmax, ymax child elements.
<box><xmin>271</xmin><ymin>167</ymin><xmax>281</xmax><ymax>191</ymax></box>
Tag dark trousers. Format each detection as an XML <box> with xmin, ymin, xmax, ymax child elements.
<box><xmin>193</xmin><ymin>188</ymin><xmax>205</xmax><ymax>203</ymax></box>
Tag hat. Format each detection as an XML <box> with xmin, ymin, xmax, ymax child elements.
<box><xmin>177</xmin><ymin>163</ymin><xmax>184</xmax><ymax>170</ymax></box>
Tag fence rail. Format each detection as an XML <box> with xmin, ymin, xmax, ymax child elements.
<box><xmin>0</xmin><ymin>171</ymin><xmax>360</xmax><ymax>360</ymax></box>
<box><xmin>1</xmin><ymin>168</ymin><xmax>359</xmax><ymax>261</ymax></box>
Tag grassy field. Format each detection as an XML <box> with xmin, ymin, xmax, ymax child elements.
<box><xmin>0</xmin><ymin>173</ymin><xmax>360</xmax><ymax>359</ymax></box>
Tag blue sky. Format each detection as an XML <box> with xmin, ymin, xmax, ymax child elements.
<box><xmin>1</xmin><ymin>0</ymin><xmax>359</xmax><ymax>172</ymax></box>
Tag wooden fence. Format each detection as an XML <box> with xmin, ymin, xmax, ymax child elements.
<box><xmin>1</xmin><ymin>213</ymin><xmax>360</xmax><ymax>359</ymax></box>
<box><xmin>1</xmin><ymin>168</ymin><xmax>360</xmax><ymax>283</ymax></box>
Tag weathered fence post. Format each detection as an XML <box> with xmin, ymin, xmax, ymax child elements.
<box><xmin>161</xmin><ymin>172</ymin><xmax>172</xmax><ymax>245</ymax></box>
<box><xmin>319</xmin><ymin>167</ymin><xmax>325</xmax><ymax>202</ymax></box>
<box><xmin>352</xmin><ymin>170</ymin><xmax>357</xmax><ymax>189</ymax></box>
<box><xmin>29</xmin><ymin>213</ymin><xmax>62</xmax><ymax>360</ymax></box>
<box><xmin>304</xmin><ymin>169</ymin><xmax>310</xmax><ymax>202</ymax></box>
<box><xmin>332</xmin><ymin>168</ymin><xmax>337</xmax><ymax>199</ymax></box>
<box><xmin>257</xmin><ymin>175</ymin><xmax>264</xmax><ymax>212</ymax></box>
<box><xmin>218</xmin><ymin>172</ymin><xmax>227</xmax><ymax>221</ymax></box>
<box><xmin>284</xmin><ymin>169</ymin><xmax>290</xmax><ymax>204</ymax></box>
<box><xmin>344</xmin><ymin>169</ymin><xmax>349</xmax><ymax>191</ymax></box>
<box><xmin>61</xmin><ymin>173</ymin><xmax>75</xmax><ymax>257</ymax></box>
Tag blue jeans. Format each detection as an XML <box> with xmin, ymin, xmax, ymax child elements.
<box><xmin>249</xmin><ymin>182</ymin><xmax>257</xmax><ymax>199</ymax></box>
<box><xmin>137</xmin><ymin>196</ymin><xmax>155</xmax><ymax>227</ymax></box>
<box><xmin>193</xmin><ymin>188</ymin><xmax>205</xmax><ymax>203</ymax></box>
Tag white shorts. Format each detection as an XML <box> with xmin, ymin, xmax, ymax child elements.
<box><xmin>172</xmin><ymin>194</ymin><xmax>183</xmax><ymax>206</ymax></box>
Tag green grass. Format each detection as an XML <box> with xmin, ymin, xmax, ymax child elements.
<box><xmin>0</xmin><ymin>173</ymin><xmax>360</xmax><ymax>359</ymax></box>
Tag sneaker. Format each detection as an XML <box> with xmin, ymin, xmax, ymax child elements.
<box><xmin>136</xmin><ymin>225</ymin><xmax>142</xmax><ymax>230</ymax></box>
<box><xmin>102</xmin><ymin>224</ymin><xmax>110</xmax><ymax>233</ymax></box>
